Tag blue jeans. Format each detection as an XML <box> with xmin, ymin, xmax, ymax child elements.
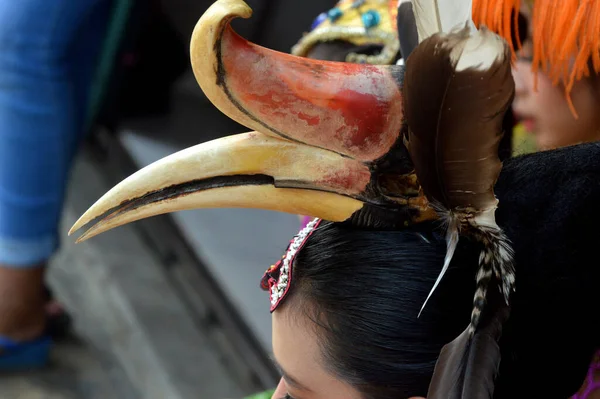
<box><xmin>0</xmin><ymin>0</ymin><xmax>112</xmax><ymax>266</ymax></box>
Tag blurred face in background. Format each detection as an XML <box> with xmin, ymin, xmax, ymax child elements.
<box><xmin>511</xmin><ymin>3</ymin><xmax>600</xmax><ymax>151</ymax></box>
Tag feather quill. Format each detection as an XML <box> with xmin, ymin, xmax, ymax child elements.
<box><xmin>410</xmin><ymin>0</ymin><xmax>476</xmax><ymax>42</ymax></box>
<box><xmin>418</xmin><ymin>209</ymin><xmax>459</xmax><ymax>317</ymax></box>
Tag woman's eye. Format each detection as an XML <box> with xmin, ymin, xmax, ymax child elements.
<box><xmin>511</xmin><ymin>11</ymin><xmax>529</xmax><ymax>46</ymax></box>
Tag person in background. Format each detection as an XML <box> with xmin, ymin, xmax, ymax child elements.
<box><xmin>473</xmin><ymin>1</ymin><xmax>600</xmax><ymax>397</ymax></box>
<box><xmin>0</xmin><ymin>0</ymin><xmax>114</xmax><ymax>368</ymax></box>
<box><xmin>474</xmin><ymin>0</ymin><xmax>600</xmax><ymax>155</ymax></box>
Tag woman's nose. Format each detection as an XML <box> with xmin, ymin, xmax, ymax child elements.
<box><xmin>512</xmin><ymin>61</ymin><xmax>530</xmax><ymax>96</ymax></box>
<box><xmin>271</xmin><ymin>378</ymin><xmax>287</xmax><ymax>399</ymax></box>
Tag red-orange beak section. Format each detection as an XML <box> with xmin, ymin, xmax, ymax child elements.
<box><xmin>191</xmin><ymin>0</ymin><xmax>405</xmax><ymax>162</ymax></box>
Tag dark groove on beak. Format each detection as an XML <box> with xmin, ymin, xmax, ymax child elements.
<box><xmin>83</xmin><ymin>174</ymin><xmax>276</xmax><ymax>230</ymax></box>
<box><xmin>214</xmin><ymin>24</ymin><xmax>297</xmax><ymax>145</ymax></box>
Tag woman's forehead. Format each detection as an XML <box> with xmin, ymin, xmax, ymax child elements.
<box><xmin>271</xmin><ymin>306</ymin><xmax>362</xmax><ymax>399</ymax></box>
<box><xmin>272</xmin><ymin>307</ymin><xmax>319</xmax><ymax>384</ymax></box>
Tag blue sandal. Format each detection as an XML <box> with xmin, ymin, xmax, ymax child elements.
<box><xmin>0</xmin><ymin>335</ymin><xmax>52</xmax><ymax>371</ymax></box>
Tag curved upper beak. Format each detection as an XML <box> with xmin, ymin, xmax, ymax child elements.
<box><xmin>69</xmin><ymin>0</ymin><xmax>436</xmax><ymax>242</ymax></box>
<box><xmin>70</xmin><ymin>132</ymin><xmax>370</xmax><ymax>241</ymax></box>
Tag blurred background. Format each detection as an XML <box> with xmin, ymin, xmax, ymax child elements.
<box><xmin>1</xmin><ymin>0</ymin><xmax>593</xmax><ymax>397</ymax></box>
<box><xmin>0</xmin><ymin>0</ymin><xmax>329</xmax><ymax>397</ymax></box>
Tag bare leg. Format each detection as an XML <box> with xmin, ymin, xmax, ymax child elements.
<box><xmin>0</xmin><ymin>265</ymin><xmax>45</xmax><ymax>342</ymax></box>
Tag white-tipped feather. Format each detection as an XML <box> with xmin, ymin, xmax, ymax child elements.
<box><xmin>411</xmin><ymin>0</ymin><xmax>476</xmax><ymax>42</ymax></box>
<box><xmin>409</xmin><ymin>0</ymin><xmax>510</xmax><ymax>323</ymax></box>
<box><xmin>451</xmin><ymin>28</ymin><xmax>507</xmax><ymax>71</ymax></box>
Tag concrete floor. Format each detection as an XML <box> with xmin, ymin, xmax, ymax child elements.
<box><xmin>0</xmin><ymin>151</ymin><xmax>247</xmax><ymax>399</ymax></box>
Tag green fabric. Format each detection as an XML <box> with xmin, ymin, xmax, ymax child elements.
<box><xmin>84</xmin><ymin>0</ymin><xmax>135</xmax><ymax>133</ymax></box>
<box><xmin>244</xmin><ymin>389</ymin><xmax>275</xmax><ymax>399</ymax></box>
<box><xmin>512</xmin><ymin>123</ymin><xmax>538</xmax><ymax>156</ymax></box>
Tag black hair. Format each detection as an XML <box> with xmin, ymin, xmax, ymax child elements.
<box><xmin>286</xmin><ymin>221</ymin><xmax>479</xmax><ymax>399</ymax></box>
<box><xmin>277</xmin><ymin>143</ymin><xmax>600</xmax><ymax>399</ymax></box>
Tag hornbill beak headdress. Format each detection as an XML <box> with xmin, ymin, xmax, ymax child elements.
<box><xmin>71</xmin><ymin>0</ymin><xmax>516</xmax><ymax>396</ymax></box>
<box><xmin>69</xmin><ymin>0</ymin><xmax>437</xmax><ymax>241</ymax></box>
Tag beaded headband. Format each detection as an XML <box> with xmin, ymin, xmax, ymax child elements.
<box><xmin>260</xmin><ymin>219</ymin><xmax>322</xmax><ymax>312</ymax></box>
<box><xmin>291</xmin><ymin>0</ymin><xmax>400</xmax><ymax>65</ymax></box>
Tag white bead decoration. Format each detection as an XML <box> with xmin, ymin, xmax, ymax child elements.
<box><xmin>270</xmin><ymin>218</ymin><xmax>320</xmax><ymax>306</ymax></box>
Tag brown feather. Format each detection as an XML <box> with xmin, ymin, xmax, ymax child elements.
<box><xmin>403</xmin><ymin>26</ymin><xmax>514</xmax><ymax>215</ymax></box>
<box><xmin>403</xmin><ymin>26</ymin><xmax>516</xmax><ymax>333</ymax></box>
<box><xmin>427</xmin><ymin>280</ymin><xmax>510</xmax><ymax>399</ymax></box>
<box><xmin>403</xmin><ymin>25</ymin><xmax>516</xmax><ymax>397</ymax></box>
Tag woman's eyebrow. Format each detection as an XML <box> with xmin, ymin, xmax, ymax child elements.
<box><xmin>271</xmin><ymin>355</ymin><xmax>312</xmax><ymax>392</ymax></box>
